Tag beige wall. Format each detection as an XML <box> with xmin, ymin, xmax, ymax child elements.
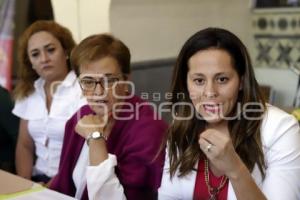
<box><xmin>50</xmin><ymin>1</ymin><xmax>298</xmax><ymax>107</ymax></box>
<box><xmin>51</xmin><ymin>0</ymin><xmax>254</xmax><ymax>61</ymax></box>
<box><xmin>111</xmin><ymin>0</ymin><xmax>254</xmax><ymax>62</ymax></box>
<box><xmin>110</xmin><ymin>1</ymin><xmax>297</xmax><ymax>107</ymax></box>
<box><xmin>51</xmin><ymin>0</ymin><xmax>111</xmax><ymax>42</ymax></box>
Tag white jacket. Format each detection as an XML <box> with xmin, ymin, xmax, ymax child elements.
<box><xmin>158</xmin><ymin>105</ymin><xmax>300</xmax><ymax>200</ymax></box>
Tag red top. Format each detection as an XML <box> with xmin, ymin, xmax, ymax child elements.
<box><xmin>193</xmin><ymin>159</ymin><xmax>229</xmax><ymax>200</ymax></box>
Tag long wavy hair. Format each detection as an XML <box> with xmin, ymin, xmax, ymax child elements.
<box><xmin>166</xmin><ymin>27</ymin><xmax>266</xmax><ymax>179</ymax></box>
<box><xmin>14</xmin><ymin>20</ymin><xmax>76</xmax><ymax>100</ymax></box>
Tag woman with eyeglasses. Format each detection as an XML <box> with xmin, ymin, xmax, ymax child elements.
<box><xmin>49</xmin><ymin>34</ymin><xmax>168</xmax><ymax>200</ymax></box>
<box><xmin>12</xmin><ymin>20</ymin><xmax>85</xmax><ymax>184</ymax></box>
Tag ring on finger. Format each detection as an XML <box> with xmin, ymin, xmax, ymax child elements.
<box><xmin>206</xmin><ymin>143</ymin><xmax>212</xmax><ymax>152</ymax></box>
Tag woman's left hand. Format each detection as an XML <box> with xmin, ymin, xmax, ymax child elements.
<box><xmin>75</xmin><ymin>114</ymin><xmax>107</xmax><ymax>139</ymax></box>
<box><xmin>198</xmin><ymin>123</ymin><xmax>244</xmax><ymax>178</ymax></box>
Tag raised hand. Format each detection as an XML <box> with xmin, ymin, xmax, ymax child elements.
<box><xmin>198</xmin><ymin>122</ymin><xmax>243</xmax><ymax>178</ymax></box>
<box><xmin>75</xmin><ymin>114</ymin><xmax>107</xmax><ymax>139</ymax></box>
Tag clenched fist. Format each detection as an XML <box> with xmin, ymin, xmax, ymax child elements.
<box><xmin>75</xmin><ymin>114</ymin><xmax>108</xmax><ymax>139</ymax></box>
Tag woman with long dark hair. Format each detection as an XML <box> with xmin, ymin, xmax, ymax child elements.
<box><xmin>158</xmin><ymin>27</ymin><xmax>300</xmax><ymax>200</ymax></box>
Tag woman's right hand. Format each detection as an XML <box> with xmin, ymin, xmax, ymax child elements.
<box><xmin>15</xmin><ymin>119</ymin><xmax>35</xmax><ymax>179</ymax></box>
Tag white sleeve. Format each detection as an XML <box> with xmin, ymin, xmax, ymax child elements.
<box><xmin>261</xmin><ymin>108</ymin><xmax>300</xmax><ymax>200</ymax></box>
<box><xmin>12</xmin><ymin>95</ymin><xmax>45</xmax><ymax>120</ymax></box>
<box><xmin>12</xmin><ymin>98</ymin><xmax>28</xmax><ymax>118</ymax></box>
<box><xmin>158</xmin><ymin>151</ymin><xmax>182</xmax><ymax>200</ymax></box>
<box><xmin>86</xmin><ymin>154</ymin><xmax>127</xmax><ymax>200</ymax></box>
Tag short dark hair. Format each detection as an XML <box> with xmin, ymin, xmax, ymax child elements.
<box><xmin>71</xmin><ymin>34</ymin><xmax>131</xmax><ymax>76</ymax></box>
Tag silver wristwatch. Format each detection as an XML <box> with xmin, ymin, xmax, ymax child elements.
<box><xmin>86</xmin><ymin>131</ymin><xmax>107</xmax><ymax>145</ymax></box>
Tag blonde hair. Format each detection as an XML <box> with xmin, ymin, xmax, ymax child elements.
<box><xmin>14</xmin><ymin>20</ymin><xmax>75</xmax><ymax>100</ymax></box>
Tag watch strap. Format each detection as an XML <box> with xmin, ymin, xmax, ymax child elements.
<box><xmin>86</xmin><ymin>131</ymin><xmax>107</xmax><ymax>145</ymax></box>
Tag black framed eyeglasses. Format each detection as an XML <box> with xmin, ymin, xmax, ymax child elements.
<box><xmin>79</xmin><ymin>74</ymin><xmax>123</xmax><ymax>91</ymax></box>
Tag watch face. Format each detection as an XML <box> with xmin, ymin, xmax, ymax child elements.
<box><xmin>92</xmin><ymin>131</ymin><xmax>101</xmax><ymax>138</ymax></box>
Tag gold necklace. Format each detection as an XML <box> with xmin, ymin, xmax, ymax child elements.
<box><xmin>204</xmin><ymin>159</ymin><xmax>228</xmax><ymax>200</ymax></box>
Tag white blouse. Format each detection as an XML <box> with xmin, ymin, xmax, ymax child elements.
<box><xmin>73</xmin><ymin>143</ymin><xmax>126</xmax><ymax>200</ymax></box>
<box><xmin>12</xmin><ymin>71</ymin><xmax>86</xmax><ymax>177</ymax></box>
<box><xmin>158</xmin><ymin>105</ymin><xmax>300</xmax><ymax>200</ymax></box>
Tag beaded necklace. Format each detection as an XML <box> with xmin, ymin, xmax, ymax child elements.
<box><xmin>204</xmin><ymin>159</ymin><xmax>228</xmax><ymax>200</ymax></box>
